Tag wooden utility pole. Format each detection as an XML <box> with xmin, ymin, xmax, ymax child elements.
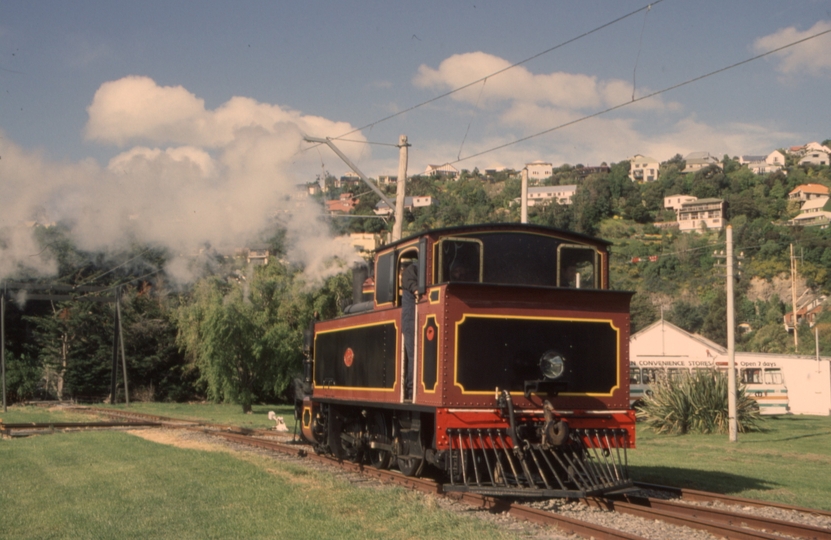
<box><xmin>2</xmin><ymin>290</ymin><xmax>6</xmax><ymax>413</ymax></box>
<box><xmin>392</xmin><ymin>135</ymin><xmax>409</xmax><ymax>241</ymax></box>
<box><xmin>726</xmin><ymin>226</ymin><xmax>737</xmax><ymax>442</ymax></box>
<box><xmin>791</xmin><ymin>244</ymin><xmax>799</xmax><ymax>348</ymax></box>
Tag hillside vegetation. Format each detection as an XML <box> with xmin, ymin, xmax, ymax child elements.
<box><xmin>4</xmin><ymin>151</ymin><xmax>831</xmax><ymax>406</ymax></box>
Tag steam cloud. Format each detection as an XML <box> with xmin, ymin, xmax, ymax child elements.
<box><xmin>0</xmin><ymin>76</ymin><xmax>367</xmax><ymax>285</ymax></box>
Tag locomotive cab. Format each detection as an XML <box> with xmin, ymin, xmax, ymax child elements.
<box><xmin>302</xmin><ymin>224</ymin><xmax>636</xmax><ymax>498</ymax></box>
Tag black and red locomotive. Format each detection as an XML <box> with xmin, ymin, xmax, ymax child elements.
<box><xmin>298</xmin><ymin>223</ymin><xmax>635</xmax><ymax>497</ymax></box>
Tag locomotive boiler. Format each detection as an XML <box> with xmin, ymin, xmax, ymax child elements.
<box><xmin>297</xmin><ymin>223</ymin><xmax>636</xmax><ymax>497</ymax></box>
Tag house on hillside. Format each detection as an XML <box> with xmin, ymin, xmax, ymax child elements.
<box><xmin>423</xmin><ymin>163</ymin><xmax>459</xmax><ymax>180</ymax></box>
<box><xmin>629</xmin><ymin>154</ymin><xmax>659</xmax><ymax>182</ymax></box>
<box><xmin>664</xmin><ymin>194</ymin><xmax>697</xmax><ymax>212</ymax></box>
<box><xmin>378</xmin><ymin>175</ymin><xmax>397</xmax><ymax>186</ymax></box>
<box><xmin>789</xmin><ymin>196</ymin><xmax>831</xmax><ymax>227</ymax></box>
<box><xmin>525</xmin><ymin>161</ymin><xmax>553</xmax><ymax>183</ymax></box>
<box><xmin>519</xmin><ymin>185</ymin><xmax>577</xmax><ymax>207</ymax></box>
<box><xmin>789</xmin><ymin>142</ymin><xmax>831</xmax><ymax>157</ymax></box>
<box><xmin>739</xmin><ymin>150</ymin><xmax>785</xmax><ymax>174</ymax></box>
<box><xmin>682</xmin><ymin>152</ymin><xmax>722</xmax><ymax>173</ymax></box>
<box><xmin>783</xmin><ymin>294</ymin><xmax>826</xmax><ymax>331</ymax></box>
<box><xmin>246</xmin><ymin>245</ymin><xmax>270</xmax><ymax>266</ymax></box>
<box><xmin>676</xmin><ymin>198</ymin><xmax>725</xmax><ymax>232</ymax></box>
<box><xmin>789</xmin><ymin>184</ymin><xmax>829</xmax><ymax>203</ymax></box>
<box><xmin>799</xmin><ymin>150</ymin><xmax>830</xmax><ymax>167</ymax></box>
<box><xmin>326</xmin><ymin>193</ymin><xmax>360</xmax><ymax>214</ymax></box>
<box><xmin>374</xmin><ymin>196</ymin><xmax>435</xmax><ymax>216</ymax></box>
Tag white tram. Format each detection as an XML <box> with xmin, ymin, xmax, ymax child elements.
<box><xmin>629</xmin><ymin>357</ymin><xmax>789</xmax><ymax>415</ymax></box>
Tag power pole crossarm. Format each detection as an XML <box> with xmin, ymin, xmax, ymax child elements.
<box><xmin>303</xmin><ymin>136</ymin><xmax>395</xmax><ymax>211</ymax></box>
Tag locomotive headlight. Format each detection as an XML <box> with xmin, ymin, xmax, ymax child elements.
<box><xmin>539</xmin><ymin>350</ymin><xmax>566</xmax><ymax>380</ymax></box>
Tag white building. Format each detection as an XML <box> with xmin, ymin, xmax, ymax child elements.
<box><xmin>629</xmin><ymin>154</ymin><xmax>660</xmax><ymax>182</ymax></box>
<box><xmin>423</xmin><ymin>163</ymin><xmax>459</xmax><ymax>180</ymax></box>
<box><xmin>630</xmin><ymin>319</ymin><xmax>831</xmax><ymax>416</ymax></box>
<box><xmin>664</xmin><ymin>194</ymin><xmax>697</xmax><ymax>212</ymax></box>
<box><xmin>799</xmin><ymin>150</ymin><xmax>830</xmax><ymax>167</ymax></box>
<box><xmin>525</xmin><ymin>161</ymin><xmax>553</xmax><ymax>183</ymax></box>
<box><xmin>683</xmin><ymin>152</ymin><xmax>722</xmax><ymax>173</ymax></box>
<box><xmin>374</xmin><ymin>195</ymin><xmax>435</xmax><ymax>216</ymax></box>
<box><xmin>677</xmin><ymin>198</ymin><xmax>725</xmax><ymax>232</ymax></box>
<box><xmin>790</xmin><ymin>196</ymin><xmax>831</xmax><ymax>227</ymax></box>
<box><xmin>789</xmin><ymin>183</ymin><xmax>829</xmax><ymax>203</ymax></box>
<box><xmin>524</xmin><ymin>185</ymin><xmax>577</xmax><ymax>207</ymax></box>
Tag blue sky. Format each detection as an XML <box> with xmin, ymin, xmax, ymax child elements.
<box><xmin>1</xmin><ymin>1</ymin><xmax>830</xmax><ymax>281</ymax></box>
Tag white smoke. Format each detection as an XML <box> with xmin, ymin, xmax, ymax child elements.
<box><xmin>0</xmin><ymin>76</ymin><xmax>367</xmax><ymax>285</ymax></box>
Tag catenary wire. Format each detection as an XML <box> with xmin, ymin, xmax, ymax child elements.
<box><xmin>301</xmin><ymin>0</ymin><xmax>664</xmax><ymax>150</ymax></box>
<box><xmin>450</xmin><ymin>26</ymin><xmax>831</xmax><ymax>165</ymax></box>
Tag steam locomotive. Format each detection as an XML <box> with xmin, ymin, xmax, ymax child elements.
<box><xmin>297</xmin><ymin>223</ymin><xmax>636</xmax><ymax>497</ymax></box>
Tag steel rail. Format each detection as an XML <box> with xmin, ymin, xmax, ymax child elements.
<box><xmin>609</xmin><ymin>495</ymin><xmax>831</xmax><ymax>540</ymax></box>
<box><xmin>588</xmin><ymin>498</ymin><xmax>807</xmax><ymax>540</ymax></box>
<box><xmin>635</xmin><ymin>481</ymin><xmax>831</xmax><ymax>519</ymax></box>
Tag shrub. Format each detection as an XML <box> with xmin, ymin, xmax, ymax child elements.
<box><xmin>637</xmin><ymin>369</ymin><xmax>762</xmax><ymax>434</ymax></box>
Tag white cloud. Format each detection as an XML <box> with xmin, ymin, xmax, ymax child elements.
<box><xmin>753</xmin><ymin>20</ymin><xmax>831</xmax><ymax>76</ymax></box>
<box><xmin>414</xmin><ymin>51</ymin><xmax>670</xmax><ymax>112</ymax></box>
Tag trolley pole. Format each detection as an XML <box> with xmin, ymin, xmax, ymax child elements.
<box><xmin>726</xmin><ymin>225</ymin><xmax>738</xmax><ymax>442</ymax></box>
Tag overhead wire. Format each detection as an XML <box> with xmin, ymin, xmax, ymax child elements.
<box><xmin>301</xmin><ymin>0</ymin><xmax>664</xmax><ymax>151</ymax></box>
<box><xmin>450</xmin><ymin>26</ymin><xmax>831</xmax><ymax>165</ymax></box>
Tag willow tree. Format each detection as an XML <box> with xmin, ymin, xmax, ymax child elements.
<box><xmin>176</xmin><ymin>260</ymin><xmax>349</xmax><ymax>412</ymax></box>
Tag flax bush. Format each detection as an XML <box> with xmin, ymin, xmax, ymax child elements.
<box><xmin>637</xmin><ymin>369</ymin><xmax>762</xmax><ymax>434</ymax></box>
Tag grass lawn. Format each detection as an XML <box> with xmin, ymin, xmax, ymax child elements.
<box><xmin>6</xmin><ymin>403</ymin><xmax>831</xmax><ymax>538</ymax></box>
<box><xmin>0</xmin><ymin>426</ymin><xmax>515</xmax><ymax>540</ymax></box>
<box><xmin>629</xmin><ymin>414</ymin><xmax>831</xmax><ymax>511</ymax></box>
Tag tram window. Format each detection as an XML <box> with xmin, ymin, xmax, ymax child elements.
<box><xmin>630</xmin><ymin>367</ymin><xmax>641</xmax><ymax>384</ymax></box>
<box><xmin>558</xmin><ymin>246</ymin><xmax>597</xmax><ymax>289</ymax></box>
<box><xmin>375</xmin><ymin>252</ymin><xmax>396</xmax><ymax>305</ymax></box>
<box><xmin>764</xmin><ymin>368</ymin><xmax>783</xmax><ymax>385</ymax></box>
<box><xmin>667</xmin><ymin>368</ymin><xmax>686</xmax><ymax>382</ymax></box>
<box><xmin>440</xmin><ymin>238</ymin><xmax>482</xmax><ymax>283</ymax></box>
<box><xmin>741</xmin><ymin>368</ymin><xmax>762</xmax><ymax>384</ymax></box>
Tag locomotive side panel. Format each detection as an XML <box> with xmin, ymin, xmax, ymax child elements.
<box><xmin>313</xmin><ymin>310</ymin><xmax>401</xmax><ymax>402</ymax></box>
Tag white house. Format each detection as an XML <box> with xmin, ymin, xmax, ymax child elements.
<box><xmin>664</xmin><ymin>195</ymin><xmax>697</xmax><ymax>212</ymax></box>
<box><xmin>789</xmin><ymin>183</ymin><xmax>829</xmax><ymax>203</ymax></box>
<box><xmin>630</xmin><ymin>319</ymin><xmax>831</xmax><ymax>416</ymax></box>
<box><xmin>629</xmin><ymin>154</ymin><xmax>659</xmax><ymax>182</ymax></box>
<box><xmin>790</xmin><ymin>196</ymin><xmax>831</xmax><ymax>227</ymax></box>
<box><xmin>677</xmin><ymin>198</ymin><xmax>725</xmax><ymax>232</ymax></box>
<box><xmin>423</xmin><ymin>163</ymin><xmax>459</xmax><ymax>180</ymax></box>
<box><xmin>523</xmin><ymin>185</ymin><xmax>577</xmax><ymax>207</ymax></box>
<box><xmin>683</xmin><ymin>152</ymin><xmax>722</xmax><ymax>173</ymax></box>
<box><xmin>799</xmin><ymin>150</ymin><xmax>830</xmax><ymax>167</ymax></box>
<box><xmin>525</xmin><ymin>161</ymin><xmax>553</xmax><ymax>183</ymax></box>
<box><xmin>740</xmin><ymin>150</ymin><xmax>785</xmax><ymax>175</ymax></box>
<box><xmin>374</xmin><ymin>195</ymin><xmax>435</xmax><ymax>216</ymax></box>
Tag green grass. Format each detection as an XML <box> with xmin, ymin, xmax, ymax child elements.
<box><xmin>103</xmin><ymin>402</ymin><xmax>299</xmax><ymax>432</ymax></box>
<box><xmin>6</xmin><ymin>405</ymin><xmax>831</xmax><ymax>516</ymax></box>
<box><xmin>0</xmin><ymin>405</ymin><xmax>110</xmax><ymax>424</ymax></box>
<box><xmin>0</xmin><ymin>429</ymin><xmax>514</xmax><ymax>540</ymax></box>
<box><xmin>630</xmin><ymin>415</ymin><xmax>831</xmax><ymax>510</ymax></box>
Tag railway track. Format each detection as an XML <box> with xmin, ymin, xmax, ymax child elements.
<box><xmin>40</xmin><ymin>407</ymin><xmax>831</xmax><ymax>540</ymax></box>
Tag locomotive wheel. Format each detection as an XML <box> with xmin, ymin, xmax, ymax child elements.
<box><xmin>396</xmin><ymin>454</ymin><xmax>424</xmax><ymax>477</ymax></box>
<box><xmin>367</xmin><ymin>412</ymin><xmax>391</xmax><ymax>470</ymax></box>
<box><xmin>340</xmin><ymin>420</ymin><xmax>364</xmax><ymax>463</ymax></box>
